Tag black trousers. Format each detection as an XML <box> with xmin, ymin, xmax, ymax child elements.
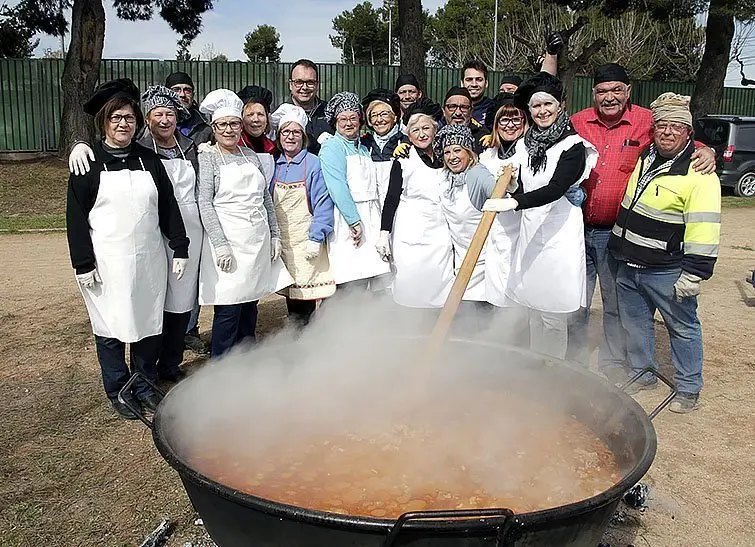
<box><xmin>211</xmin><ymin>302</ymin><xmax>259</xmax><ymax>358</ymax></box>
<box><xmin>158</xmin><ymin>311</ymin><xmax>191</xmax><ymax>379</ymax></box>
<box><xmin>94</xmin><ymin>334</ymin><xmax>160</xmax><ymax>401</ymax></box>
<box><xmin>285</xmin><ymin>297</ymin><xmax>317</xmax><ymax>328</ymax></box>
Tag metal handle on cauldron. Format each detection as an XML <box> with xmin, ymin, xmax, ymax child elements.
<box><xmin>382</xmin><ymin>507</ymin><xmax>517</xmax><ymax>547</ymax></box>
<box><xmin>117</xmin><ymin>372</ymin><xmax>166</xmax><ymax>429</ymax></box>
<box><xmin>620</xmin><ymin>367</ymin><xmax>678</xmax><ymax>420</ymax></box>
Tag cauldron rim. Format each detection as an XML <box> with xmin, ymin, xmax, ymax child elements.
<box><xmin>152</xmin><ymin>338</ymin><xmax>658</xmax><ymax>533</ymax></box>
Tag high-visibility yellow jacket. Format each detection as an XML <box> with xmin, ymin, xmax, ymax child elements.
<box><xmin>608</xmin><ymin>141</ymin><xmax>721</xmax><ymax>279</ymax></box>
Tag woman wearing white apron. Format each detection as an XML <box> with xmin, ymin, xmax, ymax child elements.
<box><xmin>197</xmin><ymin>89</ymin><xmax>290</xmax><ymax>357</ymax></box>
<box><xmin>138</xmin><ymin>85</ymin><xmax>203</xmax><ymax>382</ymax></box>
<box><xmin>482</xmin><ymin>73</ymin><xmax>597</xmax><ymax>359</ymax></box>
<box><xmin>376</xmin><ymin>98</ymin><xmax>454</xmax><ymax>308</ymax></box>
<box><xmin>319</xmin><ymin>92</ymin><xmax>391</xmax><ymax>291</ymax></box>
<box><xmin>66</xmin><ymin>79</ymin><xmax>189</xmax><ymax>419</ymax></box>
<box><xmin>269</xmin><ymin>104</ymin><xmax>336</xmax><ymax>328</ymax></box>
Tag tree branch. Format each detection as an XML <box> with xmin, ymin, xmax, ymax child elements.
<box><xmin>575</xmin><ymin>37</ymin><xmax>607</xmax><ymax>66</ymax></box>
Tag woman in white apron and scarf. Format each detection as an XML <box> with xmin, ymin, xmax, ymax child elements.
<box><xmin>269</xmin><ymin>104</ymin><xmax>336</xmax><ymax>327</ymax></box>
<box><xmin>197</xmin><ymin>89</ymin><xmax>290</xmax><ymax>357</ymax></box>
<box><xmin>66</xmin><ymin>79</ymin><xmax>189</xmax><ymax>419</ymax></box>
<box><xmin>481</xmin><ymin>73</ymin><xmax>597</xmax><ymax>359</ymax></box>
<box><xmin>137</xmin><ymin>85</ymin><xmax>203</xmax><ymax>382</ymax></box>
<box><xmin>375</xmin><ymin>98</ymin><xmax>454</xmax><ymax>308</ymax></box>
<box><xmin>318</xmin><ymin>92</ymin><xmax>391</xmax><ymax>292</ymax></box>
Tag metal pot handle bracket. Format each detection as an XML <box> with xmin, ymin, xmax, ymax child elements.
<box><xmin>620</xmin><ymin>367</ymin><xmax>678</xmax><ymax>420</ymax></box>
<box><xmin>382</xmin><ymin>508</ymin><xmax>518</xmax><ymax>547</ymax></box>
<box><xmin>117</xmin><ymin>372</ymin><xmax>165</xmax><ymax>429</ymax></box>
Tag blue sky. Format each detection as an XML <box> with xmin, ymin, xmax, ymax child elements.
<box><xmin>19</xmin><ymin>0</ymin><xmax>755</xmax><ymax>86</ymax></box>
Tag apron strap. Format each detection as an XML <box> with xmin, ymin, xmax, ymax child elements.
<box><xmin>215</xmin><ymin>143</ymin><xmax>252</xmax><ymax>166</ymax></box>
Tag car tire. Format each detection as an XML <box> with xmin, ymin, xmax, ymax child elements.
<box><xmin>734</xmin><ymin>172</ymin><xmax>755</xmax><ymax>197</ymax></box>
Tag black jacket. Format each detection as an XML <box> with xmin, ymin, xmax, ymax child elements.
<box><xmin>177</xmin><ymin>104</ymin><xmax>212</xmax><ymax>145</ymax></box>
<box><xmin>66</xmin><ymin>140</ymin><xmax>189</xmax><ymax>275</ymax></box>
<box><xmin>304</xmin><ymin>99</ymin><xmax>331</xmax><ymax>155</ymax></box>
<box><xmin>360</xmin><ymin>130</ymin><xmax>407</xmax><ymax>162</ymax></box>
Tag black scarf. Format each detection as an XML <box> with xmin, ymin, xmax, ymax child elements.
<box><xmin>523</xmin><ymin>111</ymin><xmax>573</xmax><ymax>174</ymax></box>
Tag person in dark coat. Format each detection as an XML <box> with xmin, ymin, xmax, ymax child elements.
<box><xmin>166</xmin><ymin>71</ymin><xmax>212</xmax><ymax>145</ymax></box>
<box><xmin>288</xmin><ymin>59</ymin><xmax>330</xmax><ymax>154</ymax></box>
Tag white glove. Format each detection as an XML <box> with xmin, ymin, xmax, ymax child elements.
<box><xmin>172</xmin><ymin>258</ymin><xmax>187</xmax><ymax>280</ymax></box>
<box><xmin>506</xmin><ymin>167</ymin><xmax>519</xmax><ymax>194</ymax></box>
<box><xmin>349</xmin><ymin>221</ymin><xmax>363</xmax><ymax>247</ymax></box>
<box><xmin>375</xmin><ymin>230</ymin><xmax>391</xmax><ymax>261</ymax></box>
<box><xmin>317</xmin><ymin>132</ymin><xmax>333</xmax><ymax>144</ymax></box>
<box><xmin>76</xmin><ymin>268</ymin><xmax>101</xmax><ymax>289</ymax></box>
<box><xmin>304</xmin><ymin>240</ymin><xmax>321</xmax><ymax>260</ymax></box>
<box><xmin>69</xmin><ymin>142</ymin><xmax>95</xmax><ymax>176</ymax></box>
<box><xmin>482</xmin><ymin>197</ymin><xmax>519</xmax><ymax>213</ymax></box>
<box><xmin>271</xmin><ymin>237</ymin><xmax>282</xmax><ymax>262</ymax></box>
<box><xmin>215</xmin><ymin>245</ymin><xmax>234</xmax><ymax>272</ymax></box>
<box><xmin>674</xmin><ymin>271</ymin><xmax>702</xmax><ymax>301</ymax></box>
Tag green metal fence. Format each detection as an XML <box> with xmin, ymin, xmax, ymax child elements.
<box><xmin>2</xmin><ymin>58</ymin><xmax>755</xmax><ymax>152</ymax></box>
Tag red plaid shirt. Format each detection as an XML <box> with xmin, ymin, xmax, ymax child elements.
<box><xmin>571</xmin><ymin>105</ymin><xmax>654</xmax><ymax>226</ymax></box>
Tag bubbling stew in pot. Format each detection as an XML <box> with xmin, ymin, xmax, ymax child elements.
<box><xmin>185</xmin><ymin>390</ymin><xmax>621</xmax><ymax>518</ymax></box>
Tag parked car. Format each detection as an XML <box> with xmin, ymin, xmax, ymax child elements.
<box><xmin>693</xmin><ymin>115</ymin><xmax>755</xmax><ymax>197</ymax></box>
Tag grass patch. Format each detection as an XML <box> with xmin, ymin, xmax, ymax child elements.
<box><xmin>0</xmin><ymin>213</ymin><xmax>65</xmax><ymax>232</ymax></box>
<box><xmin>721</xmin><ymin>195</ymin><xmax>755</xmax><ymax>208</ymax></box>
<box><xmin>731</xmin><ymin>244</ymin><xmax>754</xmax><ymax>251</ymax></box>
<box><xmin>0</xmin><ymin>157</ymin><xmax>68</xmax><ymax>216</ymax></box>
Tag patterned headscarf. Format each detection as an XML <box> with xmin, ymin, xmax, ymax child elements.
<box><xmin>433</xmin><ymin>123</ymin><xmax>474</xmax><ymax>160</ymax></box>
<box><xmin>141</xmin><ymin>85</ymin><xmax>190</xmax><ymax>121</ymax></box>
<box><xmin>325</xmin><ymin>92</ymin><xmax>363</xmax><ymax>124</ymax></box>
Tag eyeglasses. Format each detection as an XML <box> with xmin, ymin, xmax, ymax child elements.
<box><xmin>498</xmin><ymin>117</ymin><xmax>524</xmax><ymax>127</ymax></box>
<box><xmin>213</xmin><ymin>121</ymin><xmax>242</xmax><ymax>131</ymax></box>
<box><xmin>291</xmin><ymin>79</ymin><xmax>318</xmax><ymax>88</ymax></box>
<box><xmin>171</xmin><ymin>86</ymin><xmax>194</xmax><ymax>94</ymax></box>
<box><xmin>654</xmin><ymin>122</ymin><xmax>687</xmax><ymax>135</ymax></box>
<box><xmin>369</xmin><ymin>111</ymin><xmax>394</xmax><ymax>121</ymax></box>
<box><xmin>280</xmin><ymin>129</ymin><xmax>303</xmax><ymax>138</ymax></box>
<box><xmin>109</xmin><ymin>114</ymin><xmax>137</xmax><ymax>125</ymax></box>
<box><xmin>336</xmin><ymin>116</ymin><xmax>360</xmax><ymax>125</ymax></box>
<box><xmin>444</xmin><ymin>103</ymin><xmax>470</xmax><ymax>113</ymax></box>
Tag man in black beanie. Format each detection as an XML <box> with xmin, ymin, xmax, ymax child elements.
<box><xmin>441</xmin><ymin>86</ymin><xmax>487</xmax><ymax>153</ymax></box>
<box><xmin>395</xmin><ymin>73</ymin><xmax>423</xmax><ymax>119</ymax></box>
<box><xmin>165</xmin><ymin>71</ymin><xmax>212</xmax><ymax>146</ymax></box>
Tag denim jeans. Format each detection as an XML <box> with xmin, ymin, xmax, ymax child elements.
<box><xmin>94</xmin><ymin>334</ymin><xmax>161</xmax><ymax>400</ymax></box>
<box><xmin>567</xmin><ymin>226</ymin><xmax>628</xmax><ymax>370</ymax></box>
<box><xmin>211</xmin><ymin>302</ymin><xmax>259</xmax><ymax>358</ymax></box>
<box><xmin>186</xmin><ymin>301</ymin><xmax>200</xmax><ymax>335</ymax></box>
<box><xmin>158</xmin><ymin>311</ymin><xmax>191</xmax><ymax>378</ymax></box>
<box><xmin>616</xmin><ymin>263</ymin><xmax>704</xmax><ymax>394</ymax></box>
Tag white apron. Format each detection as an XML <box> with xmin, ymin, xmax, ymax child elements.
<box><xmin>479</xmin><ymin>148</ymin><xmax>522</xmax><ymax>307</ymax></box>
<box><xmin>80</xmin><ymin>158</ymin><xmax>167</xmax><ymax>342</ymax></box>
<box><xmin>391</xmin><ymin>148</ymin><xmax>454</xmax><ymax>308</ymax></box>
<box><xmin>327</xmin><ymin>154</ymin><xmax>391</xmax><ymax>284</ymax></box>
<box><xmin>507</xmin><ymin>135</ymin><xmax>597</xmax><ymax>313</ymax></box>
<box><xmin>160</xmin><ymin>145</ymin><xmax>203</xmax><ymax>313</ymax></box>
<box><xmin>439</xmin><ymin>172</ymin><xmax>487</xmax><ymax>301</ymax></box>
<box><xmin>370</xmin><ymin>158</ymin><xmax>395</xmax><ymax>292</ymax></box>
<box><xmin>199</xmin><ymin>146</ymin><xmax>283</xmax><ymax>305</ymax></box>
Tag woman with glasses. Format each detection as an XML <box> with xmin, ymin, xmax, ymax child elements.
<box><xmin>268</xmin><ymin>104</ymin><xmax>336</xmax><ymax>327</ymax></box>
<box><xmin>319</xmin><ymin>92</ymin><xmax>391</xmax><ymax>291</ymax></box>
<box><xmin>360</xmin><ymin>89</ymin><xmax>404</xmax><ymax>203</ymax></box>
<box><xmin>66</xmin><ymin>79</ymin><xmax>189</xmax><ymax>419</ymax></box>
<box><xmin>197</xmin><ymin>89</ymin><xmax>290</xmax><ymax>357</ymax></box>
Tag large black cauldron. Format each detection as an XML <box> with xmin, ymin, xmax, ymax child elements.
<box><xmin>124</xmin><ymin>339</ymin><xmax>674</xmax><ymax>547</ymax></box>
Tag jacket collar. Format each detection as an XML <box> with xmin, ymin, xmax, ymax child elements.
<box><xmin>276</xmin><ymin>148</ymin><xmax>308</xmax><ymax>165</ymax></box>
<box><xmin>640</xmin><ymin>139</ymin><xmax>694</xmax><ymax>176</ymax></box>
<box><xmin>94</xmin><ymin>138</ymin><xmax>142</xmax><ymax>164</ymax></box>
<box><xmin>137</xmin><ymin>130</ymin><xmax>195</xmax><ymax>158</ymax></box>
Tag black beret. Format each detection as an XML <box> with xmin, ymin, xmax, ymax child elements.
<box><xmin>402</xmin><ymin>97</ymin><xmax>443</xmax><ymax>125</ymax></box>
<box><xmin>237</xmin><ymin>85</ymin><xmax>273</xmax><ymax>112</ymax></box>
<box><xmin>484</xmin><ymin>92</ymin><xmax>519</xmax><ymax>131</ymax></box>
<box><xmin>362</xmin><ymin>88</ymin><xmax>401</xmax><ymax>117</ymax></box>
<box><xmin>83</xmin><ymin>78</ymin><xmax>140</xmax><ymax>116</ymax></box>
<box><xmin>395</xmin><ymin>73</ymin><xmax>420</xmax><ymax>91</ymax></box>
<box><xmin>165</xmin><ymin>72</ymin><xmax>194</xmax><ymax>89</ymax></box>
<box><xmin>514</xmin><ymin>72</ymin><xmax>564</xmax><ymax>110</ymax></box>
<box><xmin>444</xmin><ymin>86</ymin><xmax>472</xmax><ymax>104</ymax></box>
<box><xmin>594</xmin><ymin>63</ymin><xmax>630</xmax><ymax>85</ymax></box>
<box><xmin>499</xmin><ymin>75</ymin><xmax>522</xmax><ymax>87</ymax></box>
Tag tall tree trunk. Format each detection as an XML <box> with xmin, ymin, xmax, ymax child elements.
<box><xmin>397</xmin><ymin>0</ymin><xmax>425</xmax><ymax>91</ymax></box>
<box><xmin>690</xmin><ymin>1</ymin><xmax>735</xmax><ymax>119</ymax></box>
<box><xmin>58</xmin><ymin>0</ymin><xmax>105</xmax><ymax>157</ymax></box>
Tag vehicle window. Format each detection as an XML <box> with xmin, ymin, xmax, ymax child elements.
<box><xmin>734</xmin><ymin>125</ymin><xmax>755</xmax><ymax>152</ymax></box>
<box><xmin>693</xmin><ymin>119</ymin><xmax>730</xmax><ymax>147</ymax></box>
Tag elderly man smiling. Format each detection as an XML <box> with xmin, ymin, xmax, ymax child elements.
<box><xmin>608</xmin><ymin>92</ymin><xmax>721</xmax><ymax>414</ymax></box>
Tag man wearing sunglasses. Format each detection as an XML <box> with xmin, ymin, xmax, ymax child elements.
<box><xmin>166</xmin><ymin>72</ymin><xmax>212</xmax><ymax>146</ymax></box>
<box><xmin>288</xmin><ymin>59</ymin><xmax>330</xmax><ymax>154</ymax></box>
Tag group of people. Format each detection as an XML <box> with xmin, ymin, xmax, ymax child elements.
<box><xmin>66</xmin><ymin>40</ymin><xmax>721</xmax><ymax>420</ymax></box>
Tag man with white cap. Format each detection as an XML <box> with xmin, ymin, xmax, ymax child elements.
<box><xmin>609</xmin><ymin>92</ymin><xmax>721</xmax><ymax>414</ymax></box>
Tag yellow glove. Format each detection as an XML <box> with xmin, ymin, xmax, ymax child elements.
<box><xmin>392</xmin><ymin>142</ymin><xmax>411</xmax><ymax>158</ymax></box>
<box><xmin>479</xmin><ymin>134</ymin><xmax>493</xmax><ymax>148</ymax></box>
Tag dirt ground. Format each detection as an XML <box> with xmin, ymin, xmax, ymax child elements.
<box><xmin>0</xmin><ymin>209</ymin><xmax>754</xmax><ymax>547</ymax></box>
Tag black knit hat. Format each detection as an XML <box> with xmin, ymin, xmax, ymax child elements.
<box><xmin>165</xmin><ymin>72</ymin><xmax>194</xmax><ymax>89</ymax></box>
<box><xmin>499</xmin><ymin>74</ymin><xmax>522</xmax><ymax>87</ymax></box>
<box><xmin>593</xmin><ymin>63</ymin><xmax>630</xmax><ymax>85</ymax></box>
<box><xmin>237</xmin><ymin>85</ymin><xmax>273</xmax><ymax>113</ymax></box>
<box><xmin>395</xmin><ymin>73</ymin><xmax>420</xmax><ymax>91</ymax></box>
<box><xmin>402</xmin><ymin>97</ymin><xmax>443</xmax><ymax>125</ymax></box>
<box><xmin>484</xmin><ymin>92</ymin><xmax>519</xmax><ymax>131</ymax></box>
<box><xmin>514</xmin><ymin>72</ymin><xmax>564</xmax><ymax>110</ymax></box>
<box><xmin>83</xmin><ymin>78</ymin><xmax>140</xmax><ymax>116</ymax></box>
<box><xmin>444</xmin><ymin>86</ymin><xmax>472</xmax><ymax>104</ymax></box>
<box><xmin>362</xmin><ymin>88</ymin><xmax>401</xmax><ymax>117</ymax></box>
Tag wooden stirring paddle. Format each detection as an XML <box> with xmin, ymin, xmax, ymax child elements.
<box><xmin>425</xmin><ymin>165</ymin><xmax>514</xmax><ymax>364</ymax></box>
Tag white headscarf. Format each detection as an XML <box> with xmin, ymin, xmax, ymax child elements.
<box><xmin>199</xmin><ymin>89</ymin><xmax>243</xmax><ymax>122</ymax></box>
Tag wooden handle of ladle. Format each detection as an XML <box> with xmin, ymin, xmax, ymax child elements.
<box><xmin>425</xmin><ymin>165</ymin><xmax>514</xmax><ymax>362</ymax></box>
